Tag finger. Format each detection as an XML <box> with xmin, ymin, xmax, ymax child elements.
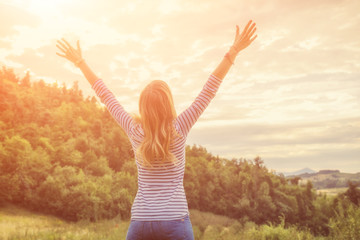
<box><xmin>57</xmin><ymin>40</ymin><xmax>69</xmax><ymax>52</ymax></box>
<box><xmin>243</xmin><ymin>23</ymin><xmax>256</xmax><ymax>40</ymax></box>
<box><xmin>56</xmin><ymin>44</ymin><xmax>67</xmax><ymax>53</ymax></box>
<box><xmin>77</xmin><ymin>40</ymin><xmax>81</xmax><ymax>53</ymax></box>
<box><xmin>249</xmin><ymin>34</ymin><xmax>258</xmax><ymax>43</ymax></box>
<box><xmin>77</xmin><ymin>40</ymin><xmax>82</xmax><ymax>57</ymax></box>
<box><xmin>239</xmin><ymin>21</ymin><xmax>252</xmax><ymax>41</ymax></box>
<box><xmin>245</xmin><ymin>23</ymin><xmax>256</xmax><ymax>37</ymax></box>
<box><xmin>243</xmin><ymin>20</ymin><xmax>253</xmax><ymax>34</ymax></box>
<box><xmin>233</xmin><ymin>25</ymin><xmax>240</xmax><ymax>44</ymax></box>
<box><xmin>56</xmin><ymin>52</ymin><xmax>67</xmax><ymax>58</ymax></box>
<box><xmin>247</xmin><ymin>27</ymin><xmax>257</xmax><ymax>40</ymax></box>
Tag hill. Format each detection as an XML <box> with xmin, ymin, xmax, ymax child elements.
<box><xmin>296</xmin><ymin>170</ymin><xmax>360</xmax><ymax>189</ymax></box>
<box><xmin>282</xmin><ymin>167</ymin><xmax>316</xmax><ymax>177</ymax></box>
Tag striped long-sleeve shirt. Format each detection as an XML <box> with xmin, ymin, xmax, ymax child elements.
<box><xmin>92</xmin><ymin>74</ymin><xmax>223</xmax><ymax>221</ymax></box>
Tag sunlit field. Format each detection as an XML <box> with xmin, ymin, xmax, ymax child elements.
<box><xmin>1</xmin><ymin>204</ymin><xmax>328</xmax><ymax>240</ymax></box>
<box><xmin>317</xmin><ymin>188</ymin><xmax>348</xmax><ymax>196</ymax></box>
<box><xmin>0</xmin><ymin>204</ymin><xmax>128</xmax><ymax>240</ymax></box>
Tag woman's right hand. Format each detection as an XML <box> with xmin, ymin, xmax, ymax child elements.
<box><xmin>56</xmin><ymin>38</ymin><xmax>84</xmax><ymax>67</ymax></box>
<box><xmin>232</xmin><ymin>20</ymin><xmax>257</xmax><ymax>54</ymax></box>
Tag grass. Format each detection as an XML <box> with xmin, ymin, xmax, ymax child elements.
<box><xmin>0</xmin><ymin>204</ymin><xmax>129</xmax><ymax>240</ymax></box>
<box><xmin>0</xmin><ymin>204</ymin><xmax>326</xmax><ymax>240</ymax></box>
<box><xmin>317</xmin><ymin>187</ymin><xmax>348</xmax><ymax>196</ymax></box>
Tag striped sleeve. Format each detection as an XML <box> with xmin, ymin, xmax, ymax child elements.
<box><xmin>92</xmin><ymin>79</ymin><xmax>134</xmax><ymax>136</ymax></box>
<box><xmin>176</xmin><ymin>74</ymin><xmax>222</xmax><ymax>137</ymax></box>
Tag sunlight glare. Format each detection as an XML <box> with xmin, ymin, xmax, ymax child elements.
<box><xmin>27</xmin><ymin>0</ymin><xmax>71</xmax><ymax>17</ymax></box>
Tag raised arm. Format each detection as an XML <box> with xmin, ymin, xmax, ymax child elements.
<box><xmin>212</xmin><ymin>20</ymin><xmax>257</xmax><ymax>80</ymax></box>
<box><xmin>176</xmin><ymin>20</ymin><xmax>257</xmax><ymax>136</ymax></box>
<box><xmin>56</xmin><ymin>39</ymin><xmax>97</xmax><ymax>86</ymax></box>
<box><xmin>56</xmin><ymin>39</ymin><xmax>134</xmax><ymax>136</ymax></box>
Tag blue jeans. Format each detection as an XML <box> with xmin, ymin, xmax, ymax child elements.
<box><xmin>126</xmin><ymin>215</ymin><xmax>195</xmax><ymax>240</ymax></box>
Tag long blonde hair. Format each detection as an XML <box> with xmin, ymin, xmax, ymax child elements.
<box><xmin>135</xmin><ymin>80</ymin><xmax>178</xmax><ymax>167</ymax></box>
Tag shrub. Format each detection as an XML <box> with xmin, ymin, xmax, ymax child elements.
<box><xmin>329</xmin><ymin>202</ymin><xmax>360</xmax><ymax>240</ymax></box>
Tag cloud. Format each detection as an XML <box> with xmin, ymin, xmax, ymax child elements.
<box><xmin>1</xmin><ymin>0</ymin><xmax>359</xmax><ymax>173</ymax></box>
<box><xmin>0</xmin><ymin>3</ymin><xmax>41</xmax><ymax>36</ymax></box>
<box><xmin>187</xmin><ymin>117</ymin><xmax>360</xmax><ymax>172</ymax></box>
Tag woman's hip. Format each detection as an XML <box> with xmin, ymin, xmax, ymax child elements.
<box><xmin>126</xmin><ymin>215</ymin><xmax>194</xmax><ymax>240</ymax></box>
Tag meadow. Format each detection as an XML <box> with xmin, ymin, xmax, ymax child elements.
<box><xmin>316</xmin><ymin>188</ymin><xmax>348</xmax><ymax>196</ymax></box>
<box><xmin>1</xmin><ymin>204</ymin><xmax>326</xmax><ymax>240</ymax></box>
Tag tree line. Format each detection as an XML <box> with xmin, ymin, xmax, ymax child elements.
<box><xmin>0</xmin><ymin>66</ymin><xmax>359</xmax><ymax>237</ymax></box>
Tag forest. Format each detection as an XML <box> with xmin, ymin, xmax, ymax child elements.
<box><xmin>0</xmin><ymin>66</ymin><xmax>359</xmax><ymax>239</ymax></box>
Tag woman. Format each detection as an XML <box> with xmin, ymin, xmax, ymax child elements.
<box><xmin>56</xmin><ymin>20</ymin><xmax>257</xmax><ymax>240</ymax></box>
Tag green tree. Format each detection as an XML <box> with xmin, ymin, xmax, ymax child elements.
<box><xmin>344</xmin><ymin>181</ymin><xmax>360</xmax><ymax>206</ymax></box>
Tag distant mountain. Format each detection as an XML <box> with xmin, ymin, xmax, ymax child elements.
<box><xmin>281</xmin><ymin>168</ymin><xmax>316</xmax><ymax>177</ymax></box>
<box><xmin>293</xmin><ymin>170</ymin><xmax>360</xmax><ymax>189</ymax></box>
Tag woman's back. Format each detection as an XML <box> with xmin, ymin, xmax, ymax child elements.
<box><xmin>92</xmin><ymin>74</ymin><xmax>222</xmax><ymax>221</ymax></box>
<box><xmin>131</xmin><ymin>122</ymin><xmax>188</xmax><ymax>220</ymax></box>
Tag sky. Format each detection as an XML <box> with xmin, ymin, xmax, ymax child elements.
<box><xmin>0</xmin><ymin>0</ymin><xmax>359</xmax><ymax>173</ymax></box>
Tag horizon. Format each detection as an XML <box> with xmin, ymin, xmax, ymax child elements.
<box><xmin>0</xmin><ymin>0</ymin><xmax>359</xmax><ymax>173</ymax></box>
<box><xmin>278</xmin><ymin>167</ymin><xmax>360</xmax><ymax>175</ymax></box>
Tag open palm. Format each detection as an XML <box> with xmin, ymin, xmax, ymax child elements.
<box><xmin>233</xmin><ymin>20</ymin><xmax>257</xmax><ymax>53</ymax></box>
<box><xmin>56</xmin><ymin>38</ymin><xmax>83</xmax><ymax>66</ymax></box>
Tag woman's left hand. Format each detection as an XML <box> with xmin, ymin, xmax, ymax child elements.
<box><xmin>56</xmin><ymin>39</ymin><xmax>83</xmax><ymax>66</ymax></box>
<box><xmin>232</xmin><ymin>20</ymin><xmax>257</xmax><ymax>54</ymax></box>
